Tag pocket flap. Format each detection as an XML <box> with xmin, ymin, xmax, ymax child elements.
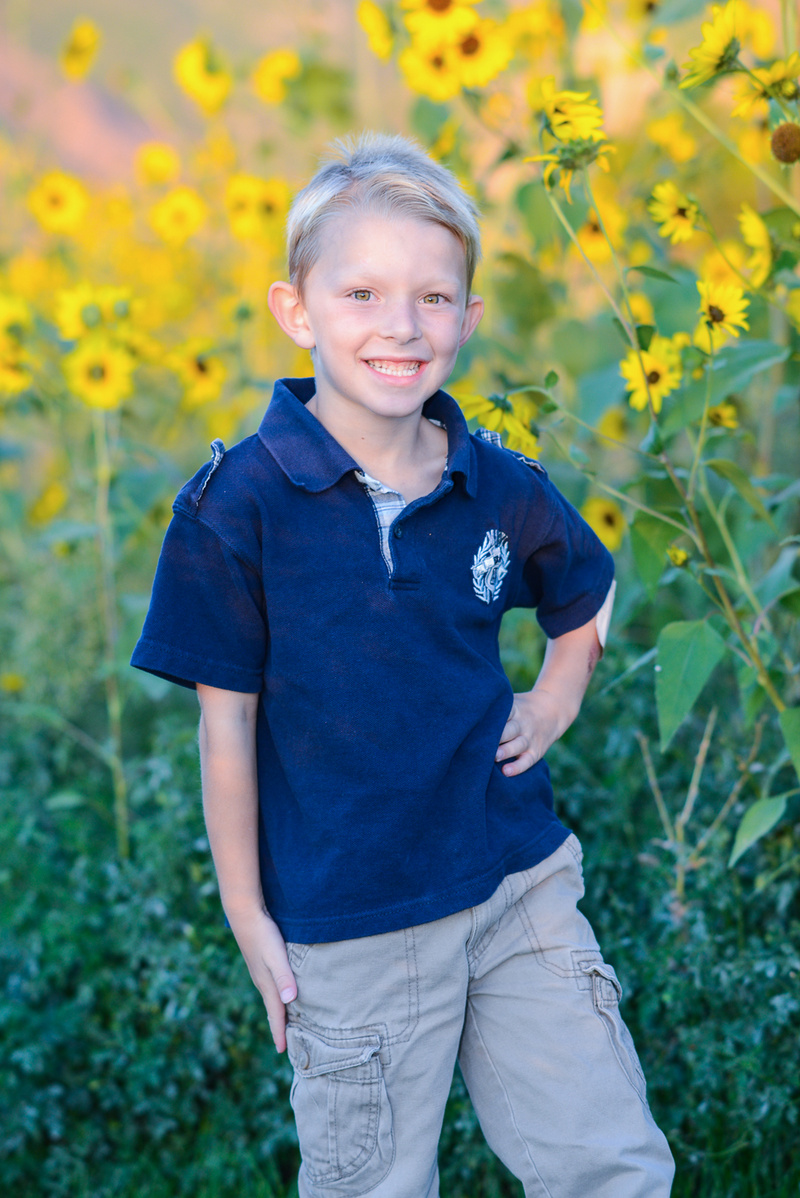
<box><xmin>286</xmin><ymin>1025</ymin><xmax>382</xmax><ymax>1078</ymax></box>
<box><xmin>582</xmin><ymin>960</ymin><xmax>623</xmax><ymax>1006</ymax></box>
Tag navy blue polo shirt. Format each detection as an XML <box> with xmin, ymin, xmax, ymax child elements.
<box><xmin>131</xmin><ymin>377</ymin><xmax>614</xmax><ymax>943</ymax></box>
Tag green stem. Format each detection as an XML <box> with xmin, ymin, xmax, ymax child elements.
<box><xmin>735</xmin><ymin>59</ymin><xmax>797</xmax><ymax>123</ymax></box>
<box><xmin>699</xmin><ymin>479</ymin><xmax>763</xmax><ymax>616</ymax></box>
<box><xmin>635</xmin><ymin>731</ymin><xmax>676</xmax><ymax>844</ymax></box>
<box><xmin>581</xmin><ymin>169</ymin><xmax>663</xmax><ymax>427</ymax></box>
<box><xmin>92</xmin><ymin>410</ymin><xmax>129</xmax><ymax>860</ymax></box>
<box><xmin>687</xmin><ymin>343</ymin><xmax>715</xmax><ymax>502</ymax></box>
<box><xmin>542</xmin><ymin>185</ymin><xmax>632</xmax><ymax>335</ymax></box>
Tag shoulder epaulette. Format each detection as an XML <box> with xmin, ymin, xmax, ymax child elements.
<box><xmin>475</xmin><ymin>426</ymin><xmax>547</xmax><ymax>476</ymax></box>
<box><xmin>192</xmin><ymin>438</ymin><xmax>226</xmax><ymax>507</ymax></box>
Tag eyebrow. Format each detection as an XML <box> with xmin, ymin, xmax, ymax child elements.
<box><xmin>335</xmin><ymin>273</ymin><xmax>463</xmax><ymax>292</ymax></box>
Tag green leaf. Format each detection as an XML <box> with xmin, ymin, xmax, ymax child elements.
<box><xmin>45</xmin><ymin>791</ymin><xmax>86</xmax><ymax>811</ymax></box>
<box><xmin>661</xmin><ymin>340</ymin><xmax>790</xmax><ymax>437</ymax></box>
<box><xmin>611</xmin><ymin>316</ymin><xmax>630</xmax><ymax>348</ymax></box>
<box><xmin>544</xmin><ymin>369</ymin><xmax>559</xmax><ymax>389</ymax></box>
<box><xmin>638</xmin><ymin>422</ymin><xmax>663</xmax><ymax>454</ymax></box>
<box><xmin>779</xmin><ymin>707</ymin><xmax>800</xmax><ymax>780</ymax></box>
<box><xmin>630</xmin><ymin>515</ymin><xmax>676</xmax><ymax>597</ymax></box>
<box><xmin>705</xmin><ymin>459</ymin><xmax>776</xmax><ymax>528</ymax></box>
<box><xmin>625</xmin><ymin>264</ymin><xmax>679</xmax><ymax>284</ymax></box>
<box><xmin>636</xmin><ymin>324</ymin><xmax>656</xmax><ymax>351</ymax></box>
<box><xmin>729</xmin><ymin>794</ymin><xmax>789</xmax><ymax>866</ymax></box>
<box><xmin>656</xmin><ymin>620</ymin><xmax>727</xmax><ymax>751</ymax></box>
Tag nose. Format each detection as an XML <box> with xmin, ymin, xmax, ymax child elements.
<box><xmin>379</xmin><ymin>297</ymin><xmax>422</xmax><ymax>344</ymax></box>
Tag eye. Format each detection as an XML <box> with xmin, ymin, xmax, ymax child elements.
<box><xmin>422</xmin><ymin>293</ymin><xmax>446</xmax><ymax>304</ymax></box>
<box><xmin>350</xmin><ymin>289</ymin><xmax>372</xmax><ymax>301</ymax></box>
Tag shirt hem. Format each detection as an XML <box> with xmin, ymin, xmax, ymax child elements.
<box><xmin>270</xmin><ymin>820</ymin><xmax>571</xmax><ymax>944</ymax></box>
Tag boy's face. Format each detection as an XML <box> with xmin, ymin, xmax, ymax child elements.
<box><xmin>270</xmin><ymin>210</ymin><xmax>483</xmax><ymax>425</ymax></box>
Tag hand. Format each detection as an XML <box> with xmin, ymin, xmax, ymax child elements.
<box><xmin>495</xmin><ymin>689</ymin><xmax>567</xmax><ymax>777</ymax></box>
<box><xmin>225</xmin><ymin>905</ymin><xmax>297</xmax><ymax>1053</ymax></box>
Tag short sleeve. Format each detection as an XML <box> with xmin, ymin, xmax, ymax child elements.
<box><xmin>517</xmin><ymin>478</ymin><xmax>615</xmax><ymax>639</ymax></box>
<box><xmin>130</xmin><ymin>509</ymin><xmax>267</xmax><ymax>692</ymax></box>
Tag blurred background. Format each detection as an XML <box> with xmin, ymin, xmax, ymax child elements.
<box><xmin>1</xmin><ymin>1</ymin><xmax>799</xmax><ymax>1195</ymax></box>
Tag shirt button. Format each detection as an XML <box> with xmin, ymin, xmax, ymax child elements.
<box><xmin>394</xmin><ymin>526</ymin><xmax>403</xmax><ymax>538</ymax></box>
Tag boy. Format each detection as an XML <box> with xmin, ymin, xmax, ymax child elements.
<box><xmin>132</xmin><ymin>131</ymin><xmax>674</xmax><ymax>1197</ymax></box>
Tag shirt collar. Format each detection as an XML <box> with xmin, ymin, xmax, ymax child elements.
<box><xmin>258</xmin><ymin>377</ymin><xmax>476</xmax><ymax>497</ymax></box>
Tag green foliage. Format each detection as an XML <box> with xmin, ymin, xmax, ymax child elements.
<box><xmin>656</xmin><ymin>620</ymin><xmax>727</xmax><ymax>750</ymax></box>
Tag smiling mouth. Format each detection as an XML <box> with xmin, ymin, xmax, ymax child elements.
<box><xmin>365</xmin><ymin>359</ymin><xmax>424</xmax><ymax>377</ymax></box>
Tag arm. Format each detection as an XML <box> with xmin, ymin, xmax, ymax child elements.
<box><xmin>197</xmin><ymin>683</ymin><xmax>296</xmax><ymax>1052</ymax></box>
<box><xmin>495</xmin><ymin>615</ymin><xmax>602</xmax><ymax>777</ymax></box>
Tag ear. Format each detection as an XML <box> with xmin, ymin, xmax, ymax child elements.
<box><xmin>458</xmin><ymin>293</ymin><xmax>484</xmax><ymax>348</ymax></box>
<box><xmin>267</xmin><ymin>281</ymin><xmax>316</xmax><ymax>350</ymax></box>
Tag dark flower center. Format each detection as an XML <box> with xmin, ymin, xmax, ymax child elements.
<box><xmin>708</xmin><ymin>304</ymin><xmax>725</xmax><ymax>323</ymax></box>
<box><xmin>647</xmin><ymin>370</ymin><xmax>661</xmax><ymax>384</ymax></box>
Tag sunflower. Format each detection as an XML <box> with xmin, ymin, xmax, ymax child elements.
<box><xmin>456</xmin><ymin>392</ymin><xmax>541</xmax><ymax>458</ymax></box>
<box><xmin>149</xmin><ymin>186</ymin><xmax>208</xmax><ymax>247</ymax></box>
<box><xmin>63</xmin><ymin>336</ymin><xmax>135</xmax><ymax>409</ymax></box>
<box><xmin>700</xmin><ymin>240</ymin><xmax>747</xmax><ymax>287</ymax></box>
<box><xmin>666</xmin><ymin>545</ymin><xmax>689</xmax><ymax>567</ymax></box>
<box><xmin>449</xmin><ymin>18</ymin><xmax>513</xmax><ymax>88</ymax></box>
<box><xmin>648</xmin><ymin>180</ymin><xmax>699</xmax><ymax>244</ymax></box>
<box><xmin>580</xmin><ymin>497</ymin><xmax>626</xmax><ymax>552</ymax></box>
<box><xmin>505</xmin><ymin>2</ymin><xmax>566</xmax><ymax>56</ymax></box>
<box><xmin>786</xmin><ymin>289</ymin><xmax>800</xmax><ymax>329</ymax></box>
<box><xmin>738</xmin><ymin>203</ymin><xmax>771</xmax><ymax>287</ymax></box>
<box><xmin>680</xmin><ymin>1</ymin><xmax>742</xmax><ymax>89</ymax></box>
<box><xmin>225</xmin><ymin>175</ymin><xmax>291</xmax><ymax>243</ymax></box>
<box><xmin>646</xmin><ymin>113</ymin><xmax>698</xmax><ymax>164</ymax></box>
<box><xmin>531</xmin><ymin>76</ymin><xmax>606</xmax><ymax>143</ymax></box>
<box><xmin>576</xmin><ymin>199</ymin><xmax>627</xmax><ymax>264</ymax></box>
<box><xmin>357</xmin><ymin>1</ymin><xmax>394</xmax><ymax>60</ymax></box>
<box><xmin>597</xmin><ymin>406</ymin><xmax>628</xmax><ymax>441</ymax></box>
<box><xmin>0</xmin><ymin>348</ymin><xmax>31</xmax><ymax>395</ymax></box>
<box><xmin>731</xmin><ymin>52</ymin><xmax>800</xmax><ymax>118</ymax></box>
<box><xmin>0</xmin><ymin>294</ymin><xmax>32</xmax><ymax>350</ymax></box>
<box><xmin>398</xmin><ymin>41</ymin><xmax>463</xmax><ymax>101</ymax></box>
<box><xmin>173</xmin><ymin>38</ymin><xmax>232</xmax><ymax>115</ymax></box>
<box><xmin>28</xmin><ymin>171</ymin><xmax>89</xmax><ymax>235</ymax></box>
<box><xmin>251</xmin><ymin>49</ymin><xmax>303</xmax><ymax>104</ymax></box>
<box><xmin>55</xmin><ymin>283</ymin><xmax>133</xmax><ymax>341</ymax></box>
<box><xmin>135</xmin><ymin>142</ymin><xmax>181</xmax><ymax>187</ymax></box>
<box><xmin>628</xmin><ymin>292</ymin><xmax>655</xmax><ymax>326</ymax></box>
<box><xmin>59</xmin><ymin>18</ymin><xmax>101</xmax><ymax>81</ymax></box>
<box><xmin>401</xmin><ymin>0</ymin><xmax>481</xmax><ymax>45</ymax></box>
<box><xmin>527</xmin><ymin>138</ymin><xmax>615</xmax><ymax>204</ymax></box>
<box><xmin>170</xmin><ymin>340</ymin><xmax>227</xmax><ymax>408</ymax></box>
<box><xmin>693</xmin><ymin>279</ymin><xmax>750</xmax><ymax>352</ymax></box>
<box><xmin>619</xmin><ymin>334</ymin><xmax>683</xmax><ymax>413</ymax></box>
<box><xmin>28</xmin><ymin>480</ymin><xmax>68</xmax><ymax>526</ymax></box>
<box><xmin>708</xmin><ymin>401</ymin><xmax>739</xmax><ymax>428</ymax></box>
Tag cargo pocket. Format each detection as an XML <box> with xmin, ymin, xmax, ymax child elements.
<box><xmin>583</xmin><ymin>960</ymin><xmax>648</xmax><ymax>1103</ymax></box>
<box><xmin>286</xmin><ymin>1024</ymin><xmax>394</xmax><ymax>1195</ymax></box>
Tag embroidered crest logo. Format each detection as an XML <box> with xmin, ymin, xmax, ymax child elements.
<box><xmin>472</xmin><ymin>529</ymin><xmax>510</xmax><ymax>604</ymax></box>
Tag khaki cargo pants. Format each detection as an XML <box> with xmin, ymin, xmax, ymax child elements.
<box><xmin>285</xmin><ymin>834</ymin><xmax>675</xmax><ymax>1197</ymax></box>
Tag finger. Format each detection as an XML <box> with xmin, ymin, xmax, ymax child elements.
<box><xmin>496</xmin><ymin>733</ymin><xmax>528</xmax><ymax>761</ymax></box>
<box><xmin>264</xmin><ymin>988</ymin><xmax>288</xmax><ymax>1054</ymax></box>
<box><xmin>497</xmin><ymin>718</ymin><xmax>520</xmax><ymax>746</ymax></box>
<box><xmin>502</xmin><ymin>749</ymin><xmax>539</xmax><ymax>776</ymax></box>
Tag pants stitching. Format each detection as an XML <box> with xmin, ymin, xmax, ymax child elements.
<box><xmin>465</xmin><ymin>1006</ymin><xmax>555</xmax><ymax>1198</ymax></box>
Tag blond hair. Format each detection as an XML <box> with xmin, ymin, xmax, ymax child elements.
<box><xmin>286</xmin><ymin>130</ymin><xmax>482</xmax><ymax>299</ymax></box>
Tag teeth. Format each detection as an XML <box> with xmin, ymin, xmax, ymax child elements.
<box><xmin>367</xmin><ymin>360</ymin><xmax>421</xmax><ymax>377</ymax></box>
